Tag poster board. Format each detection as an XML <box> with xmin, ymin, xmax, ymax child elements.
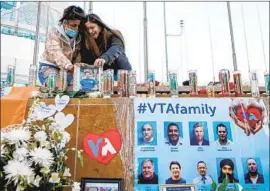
<box><xmin>134</xmin><ymin>98</ymin><xmax>269</xmax><ymax>191</ymax></box>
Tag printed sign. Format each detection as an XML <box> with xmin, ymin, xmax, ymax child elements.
<box><xmin>83</xmin><ymin>129</ymin><xmax>122</xmax><ymax>164</ymax></box>
<box><xmin>134</xmin><ymin>98</ymin><xmax>269</xmax><ymax>191</ymax></box>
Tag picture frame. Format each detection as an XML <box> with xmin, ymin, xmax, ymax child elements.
<box><xmin>81</xmin><ymin>178</ymin><xmax>124</xmax><ymax>191</ymax></box>
<box><xmin>159</xmin><ymin>184</ymin><xmax>197</xmax><ymax>191</ymax></box>
<box><xmin>73</xmin><ymin>65</ymin><xmax>103</xmax><ymax>92</ymax></box>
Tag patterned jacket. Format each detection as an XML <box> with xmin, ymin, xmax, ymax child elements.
<box><xmin>41</xmin><ymin>24</ymin><xmax>81</xmax><ymax>70</ymax></box>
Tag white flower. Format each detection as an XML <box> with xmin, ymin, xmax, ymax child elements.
<box><xmin>16</xmin><ymin>185</ymin><xmax>23</xmax><ymax>191</ymax></box>
<box><xmin>49</xmin><ymin>172</ymin><xmax>60</xmax><ymax>183</ymax></box>
<box><xmin>40</xmin><ymin>167</ymin><xmax>50</xmax><ymax>174</ymax></box>
<box><xmin>52</xmin><ymin>131</ymin><xmax>71</xmax><ymax>152</ymax></box>
<box><xmin>49</xmin><ymin>122</ymin><xmax>61</xmax><ymax>131</ymax></box>
<box><xmin>63</xmin><ymin>167</ymin><xmax>71</xmax><ymax>177</ymax></box>
<box><xmin>40</xmin><ymin>141</ymin><xmax>50</xmax><ymax>148</ymax></box>
<box><xmin>21</xmin><ymin>142</ymin><xmax>29</xmax><ymax>149</ymax></box>
<box><xmin>5</xmin><ymin>129</ymin><xmax>31</xmax><ymax>145</ymax></box>
<box><xmin>72</xmin><ymin>182</ymin><xmax>81</xmax><ymax>191</ymax></box>
<box><xmin>26</xmin><ymin>174</ymin><xmax>35</xmax><ymax>185</ymax></box>
<box><xmin>62</xmin><ymin>131</ymin><xmax>70</xmax><ymax>144</ymax></box>
<box><xmin>1</xmin><ymin>131</ymin><xmax>8</xmax><ymax>143</ymax></box>
<box><xmin>34</xmin><ymin>131</ymin><xmax>47</xmax><ymax>142</ymax></box>
<box><xmin>3</xmin><ymin>160</ymin><xmax>34</xmax><ymax>185</ymax></box>
<box><xmin>58</xmin><ymin>131</ymin><xmax>71</xmax><ymax>150</ymax></box>
<box><xmin>28</xmin><ymin>112</ymin><xmax>38</xmax><ymax>121</ymax></box>
<box><xmin>33</xmin><ymin>175</ymin><xmax>42</xmax><ymax>187</ymax></box>
<box><xmin>1</xmin><ymin>144</ymin><xmax>6</xmax><ymax>158</ymax></box>
<box><xmin>13</xmin><ymin>147</ymin><xmax>29</xmax><ymax>162</ymax></box>
<box><xmin>29</xmin><ymin>147</ymin><xmax>54</xmax><ymax>168</ymax></box>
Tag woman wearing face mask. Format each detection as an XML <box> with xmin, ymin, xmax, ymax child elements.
<box><xmin>38</xmin><ymin>5</ymin><xmax>85</xmax><ymax>86</ymax></box>
<box><xmin>80</xmin><ymin>14</ymin><xmax>132</xmax><ymax>79</ymax></box>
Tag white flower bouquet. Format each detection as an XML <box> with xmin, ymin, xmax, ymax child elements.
<box><xmin>0</xmin><ymin>98</ymin><xmax>83</xmax><ymax>191</ymax></box>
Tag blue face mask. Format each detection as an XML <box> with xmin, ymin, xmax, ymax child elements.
<box><xmin>65</xmin><ymin>28</ymin><xmax>78</xmax><ymax>38</ymax></box>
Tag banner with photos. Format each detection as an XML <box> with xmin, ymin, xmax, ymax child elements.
<box><xmin>134</xmin><ymin>98</ymin><xmax>269</xmax><ymax>191</ymax></box>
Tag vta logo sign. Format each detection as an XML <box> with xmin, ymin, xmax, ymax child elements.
<box><xmin>83</xmin><ymin>129</ymin><xmax>122</xmax><ymax>164</ymax></box>
<box><xmin>88</xmin><ymin>137</ymin><xmax>117</xmax><ymax>157</ymax></box>
<box><xmin>241</xmin><ymin>112</ymin><xmax>258</xmax><ymax>121</ymax></box>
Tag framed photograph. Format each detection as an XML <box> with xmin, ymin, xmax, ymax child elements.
<box><xmin>159</xmin><ymin>184</ymin><xmax>197</xmax><ymax>191</ymax></box>
<box><xmin>81</xmin><ymin>178</ymin><xmax>124</xmax><ymax>191</ymax></box>
<box><xmin>73</xmin><ymin>65</ymin><xmax>102</xmax><ymax>92</ymax></box>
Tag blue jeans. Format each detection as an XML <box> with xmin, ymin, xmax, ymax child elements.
<box><xmin>38</xmin><ymin>62</ymin><xmax>73</xmax><ymax>86</ymax></box>
<box><xmin>103</xmin><ymin>54</ymin><xmax>132</xmax><ymax>77</ymax></box>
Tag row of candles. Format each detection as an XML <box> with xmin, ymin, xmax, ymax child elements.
<box><xmin>44</xmin><ymin>69</ymin><xmax>137</xmax><ymax>98</ymax></box>
<box><xmin>146</xmin><ymin>69</ymin><xmax>269</xmax><ymax>97</ymax></box>
<box><xmin>113</xmin><ymin>69</ymin><xmax>269</xmax><ymax>98</ymax></box>
<box><xmin>104</xmin><ymin>69</ymin><xmax>136</xmax><ymax>98</ymax></box>
<box><xmin>3</xmin><ymin>63</ymin><xmax>270</xmax><ymax>98</ymax></box>
<box><xmin>187</xmin><ymin>69</ymin><xmax>270</xmax><ymax>97</ymax></box>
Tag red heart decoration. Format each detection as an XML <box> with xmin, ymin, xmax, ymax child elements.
<box><xmin>247</xmin><ymin>107</ymin><xmax>262</xmax><ymax>127</ymax></box>
<box><xmin>230</xmin><ymin>100</ymin><xmax>265</xmax><ymax>135</ymax></box>
<box><xmin>235</xmin><ymin>105</ymin><xmax>248</xmax><ymax>122</ymax></box>
<box><xmin>82</xmin><ymin>129</ymin><xmax>122</xmax><ymax>164</ymax></box>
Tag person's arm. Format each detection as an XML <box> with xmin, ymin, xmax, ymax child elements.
<box><xmin>250</xmin><ymin>107</ymin><xmax>265</xmax><ymax>135</ymax></box>
<box><xmin>229</xmin><ymin>106</ymin><xmax>251</xmax><ymax>135</ymax></box>
<box><xmin>45</xmin><ymin>29</ymin><xmax>73</xmax><ymax>70</ymax></box>
<box><xmin>73</xmin><ymin>51</ymin><xmax>82</xmax><ymax>64</ymax></box>
<box><xmin>73</xmin><ymin>53</ymin><xmax>87</xmax><ymax>67</ymax></box>
<box><xmin>251</xmin><ymin>117</ymin><xmax>264</xmax><ymax>135</ymax></box>
<box><xmin>99</xmin><ymin>35</ymin><xmax>125</xmax><ymax>65</ymax></box>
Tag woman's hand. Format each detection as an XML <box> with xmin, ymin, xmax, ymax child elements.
<box><xmin>94</xmin><ymin>58</ymin><xmax>106</xmax><ymax>67</ymax></box>
<box><xmin>229</xmin><ymin>106</ymin><xmax>251</xmax><ymax>136</ymax></box>
<box><xmin>250</xmin><ymin>108</ymin><xmax>265</xmax><ymax>135</ymax></box>
<box><xmin>75</xmin><ymin>62</ymin><xmax>86</xmax><ymax>67</ymax></box>
<box><xmin>66</xmin><ymin>65</ymin><xmax>74</xmax><ymax>71</ymax></box>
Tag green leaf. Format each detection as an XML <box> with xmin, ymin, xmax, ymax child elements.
<box><xmin>209</xmin><ymin>175</ymin><xmax>217</xmax><ymax>191</ymax></box>
<box><xmin>224</xmin><ymin>174</ymin><xmax>229</xmax><ymax>185</ymax></box>
<box><xmin>218</xmin><ymin>184</ymin><xmax>226</xmax><ymax>191</ymax></box>
<box><xmin>63</xmin><ymin>91</ymin><xmax>77</xmax><ymax>98</ymax></box>
<box><xmin>218</xmin><ymin>174</ymin><xmax>229</xmax><ymax>191</ymax></box>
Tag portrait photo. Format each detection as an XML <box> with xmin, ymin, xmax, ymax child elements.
<box><xmin>216</xmin><ymin>158</ymin><xmax>239</xmax><ymax>183</ymax></box>
<box><xmin>73</xmin><ymin>65</ymin><xmax>102</xmax><ymax>92</ymax></box>
<box><xmin>137</xmin><ymin>157</ymin><xmax>159</xmax><ymax>184</ymax></box>
<box><xmin>164</xmin><ymin>122</ymin><xmax>183</xmax><ymax>146</ymax></box>
<box><xmin>241</xmin><ymin>157</ymin><xmax>264</xmax><ymax>184</ymax></box>
<box><xmin>192</xmin><ymin>161</ymin><xmax>213</xmax><ymax>185</ymax></box>
<box><xmin>81</xmin><ymin>178</ymin><xmax>123</xmax><ymax>191</ymax></box>
<box><xmin>189</xmin><ymin>122</ymin><xmax>209</xmax><ymax>146</ymax></box>
<box><xmin>165</xmin><ymin>160</ymin><xmax>187</xmax><ymax>184</ymax></box>
<box><xmin>137</xmin><ymin>121</ymin><xmax>157</xmax><ymax>146</ymax></box>
<box><xmin>212</xmin><ymin>121</ymin><xmax>233</xmax><ymax>146</ymax></box>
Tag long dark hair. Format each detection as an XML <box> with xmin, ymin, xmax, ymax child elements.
<box><xmin>82</xmin><ymin>13</ymin><xmax>125</xmax><ymax>58</ymax></box>
<box><xmin>59</xmin><ymin>5</ymin><xmax>85</xmax><ymax>23</ymax></box>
